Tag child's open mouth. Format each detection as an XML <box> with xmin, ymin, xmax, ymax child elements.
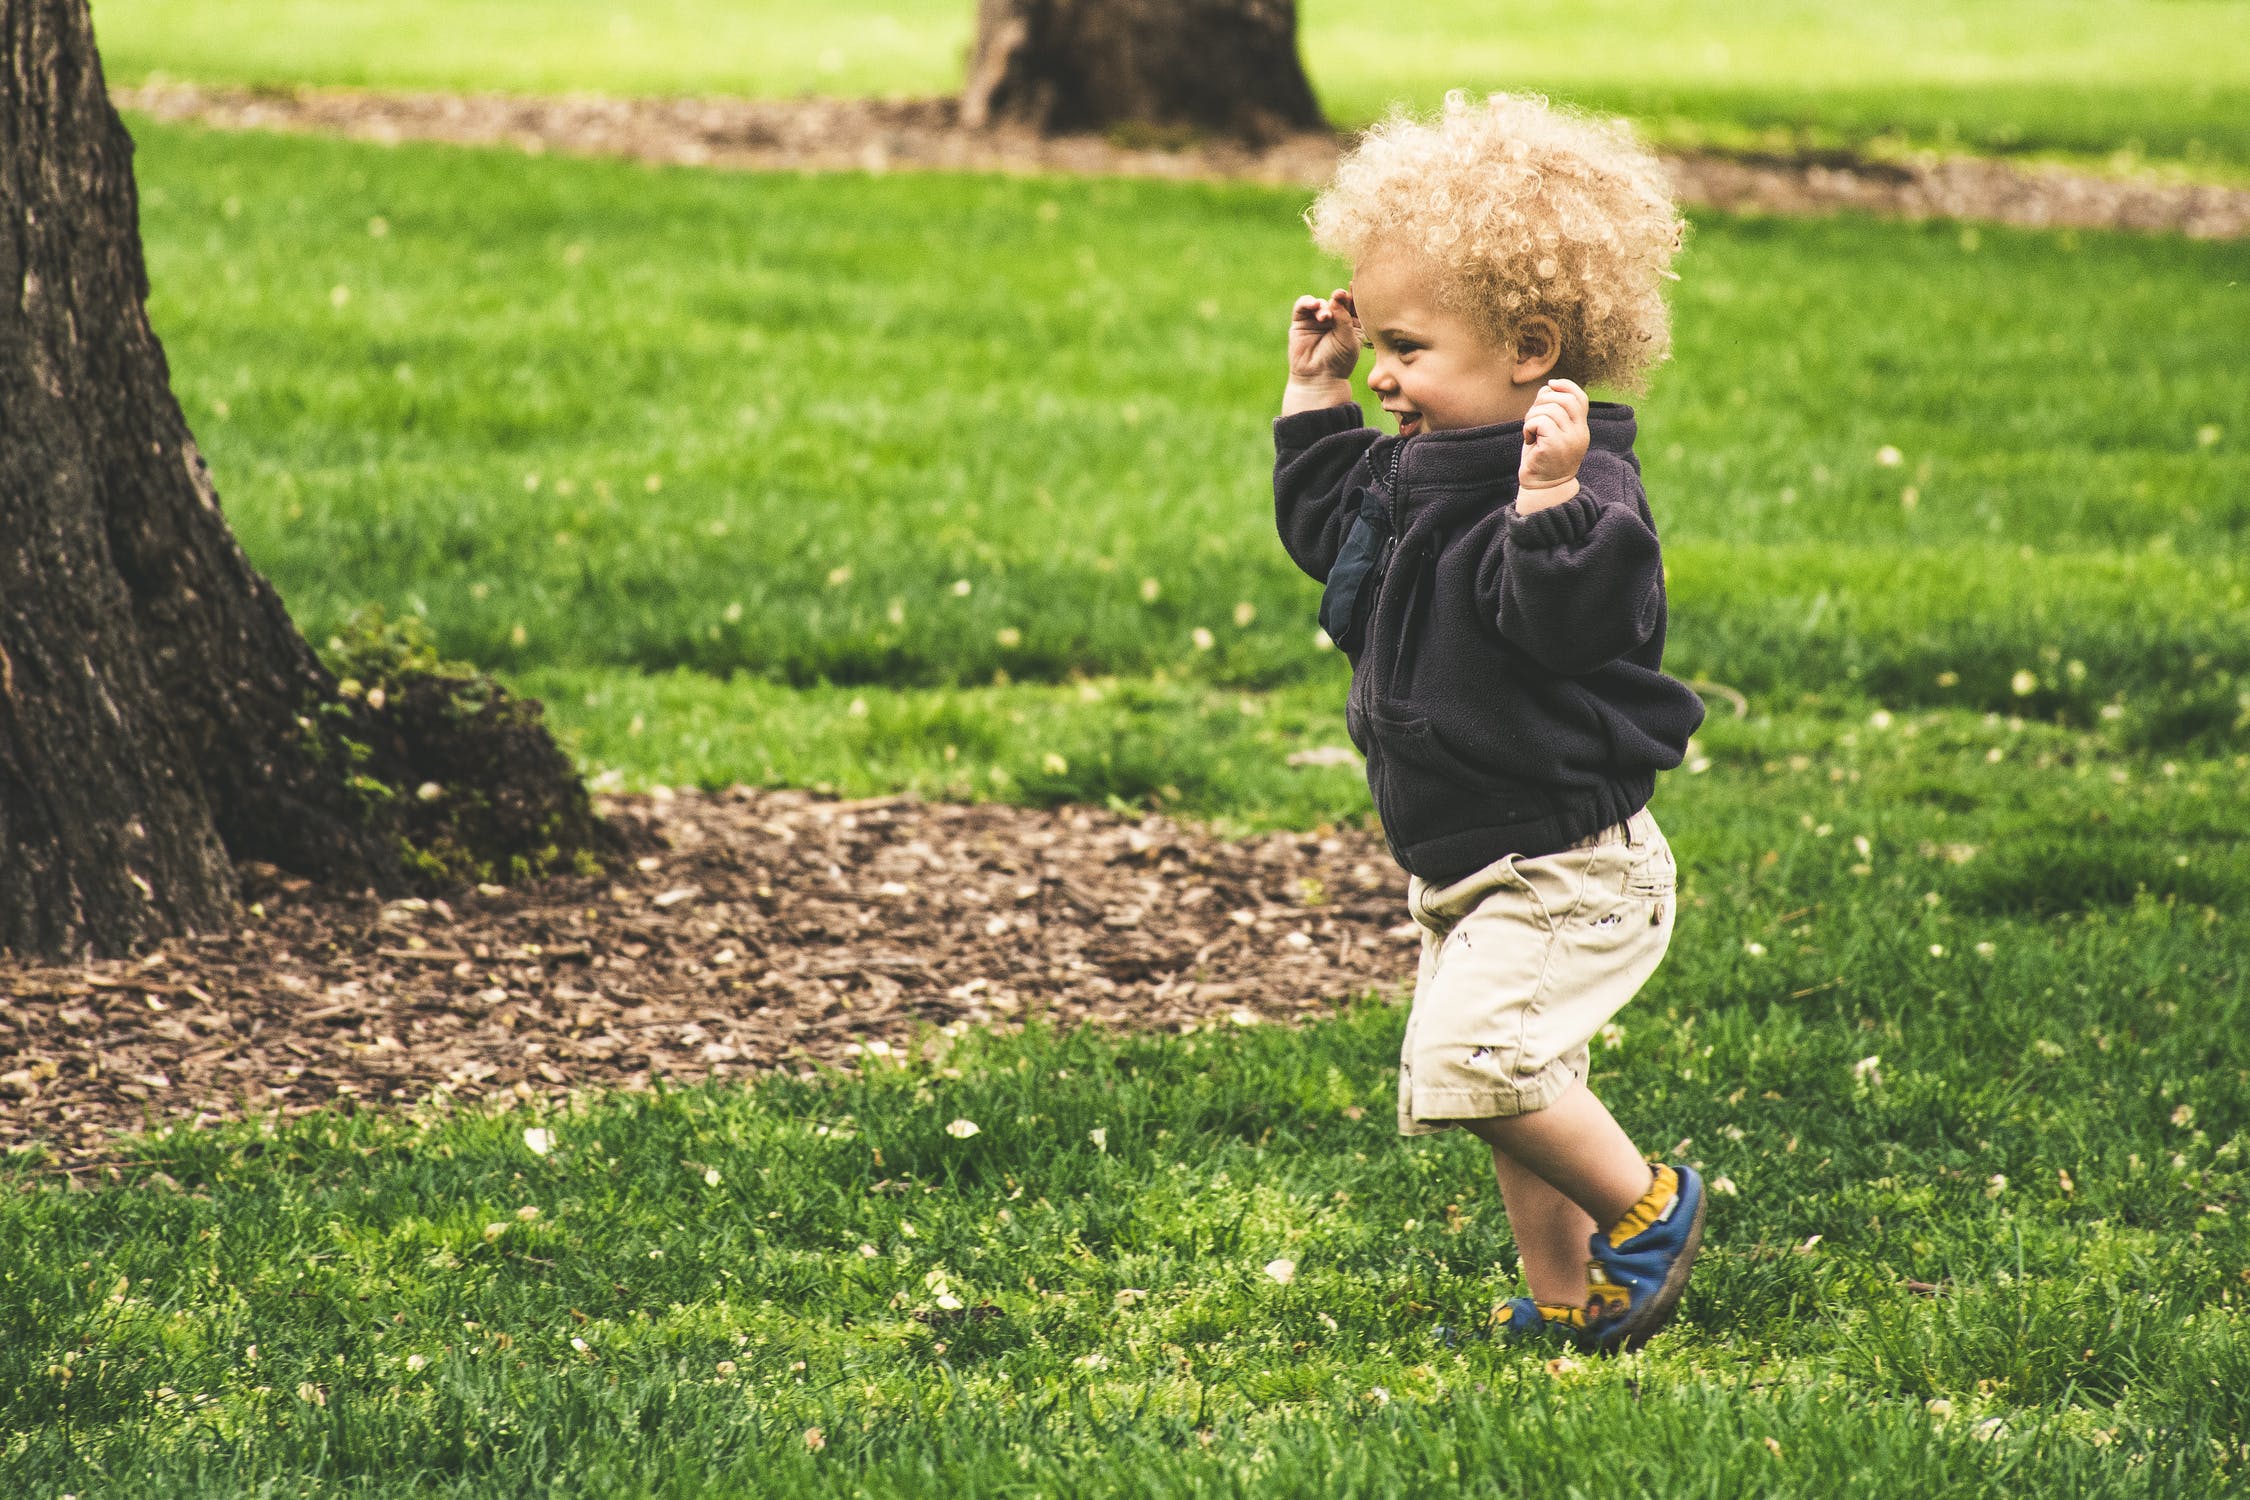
<box><xmin>1390</xmin><ymin>411</ymin><xmax>1422</xmax><ymax>437</ymax></box>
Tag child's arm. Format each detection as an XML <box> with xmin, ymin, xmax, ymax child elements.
<box><xmin>1477</xmin><ymin>382</ymin><xmax>1665</xmax><ymax>675</ymax></box>
<box><xmin>1275</xmin><ymin>289</ymin><xmax>1381</xmax><ymax>582</ymax></box>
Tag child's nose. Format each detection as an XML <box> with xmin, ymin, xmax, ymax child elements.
<box><xmin>1367</xmin><ymin>359</ymin><xmax>1398</xmax><ymax>392</ymax></box>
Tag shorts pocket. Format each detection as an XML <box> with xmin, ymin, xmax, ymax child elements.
<box><xmin>1623</xmin><ymin>834</ymin><xmax>1677</xmax><ymax>900</ymax></box>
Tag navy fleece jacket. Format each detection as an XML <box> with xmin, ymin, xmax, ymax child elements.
<box><xmin>1274</xmin><ymin>400</ymin><xmax>1705</xmax><ymax>881</ymax></box>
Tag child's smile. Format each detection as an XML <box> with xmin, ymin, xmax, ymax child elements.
<box><xmin>1351</xmin><ymin>254</ymin><xmax>1538</xmax><ymax>437</ymax></box>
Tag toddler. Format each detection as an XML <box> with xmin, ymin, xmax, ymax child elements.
<box><xmin>1274</xmin><ymin>93</ymin><xmax>1706</xmax><ymax>1352</ymax></box>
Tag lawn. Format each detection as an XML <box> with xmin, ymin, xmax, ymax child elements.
<box><xmin>92</xmin><ymin>0</ymin><xmax>2250</xmax><ymax>171</ymax></box>
<box><xmin>5</xmin><ymin>875</ymin><xmax>2246</xmax><ymax>1493</ymax></box>
<box><xmin>1</xmin><ymin>117</ymin><xmax>2245</xmax><ymax>1493</ymax></box>
<box><xmin>137</xmin><ymin>122</ymin><xmax>2250</xmax><ymax>794</ymax></box>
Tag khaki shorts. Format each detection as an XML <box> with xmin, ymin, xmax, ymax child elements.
<box><xmin>1397</xmin><ymin>807</ymin><xmax>1677</xmax><ymax>1134</ymax></box>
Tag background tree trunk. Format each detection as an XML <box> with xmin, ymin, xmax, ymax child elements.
<box><xmin>1</xmin><ymin>0</ymin><xmax>614</xmax><ymax>960</ymax></box>
<box><xmin>962</xmin><ymin>0</ymin><xmax>1326</xmax><ymax>143</ymax></box>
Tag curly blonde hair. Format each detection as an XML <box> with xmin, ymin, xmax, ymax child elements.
<box><xmin>1307</xmin><ymin>92</ymin><xmax>1684</xmax><ymax>393</ymax></box>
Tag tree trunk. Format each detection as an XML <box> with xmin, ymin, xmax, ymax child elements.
<box><xmin>1</xmin><ymin>0</ymin><xmax>615</xmax><ymax>960</ymax></box>
<box><xmin>962</xmin><ymin>0</ymin><xmax>1326</xmax><ymax>143</ymax></box>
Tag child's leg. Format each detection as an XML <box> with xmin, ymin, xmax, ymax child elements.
<box><xmin>1465</xmin><ymin>1083</ymin><xmax>1656</xmax><ymax>1301</ymax></box>
<box><xmin>1486</xmin><ymin>1146</ymin><xmax>1596</xmax><ymax>1306</ymax></box>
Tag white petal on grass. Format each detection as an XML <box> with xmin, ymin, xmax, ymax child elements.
<box><xmin>1089</xmin><ymin>1127</ymin><xmax>1108</xmax><ymax>1152</ymax></box>
<box><xmin>522</xmin><ymin>1127</ymin><xmax>555</xmax><ymax>1157</ymax></box>
<box><xmin>934</xmin><ymin>1292</ymin><xmax>965</xmax><ymax>1311</ymax></box>
<box><xmin>1264</xmin><ymin>1258</ymin><xmax>1297</xmax><ymax>1285</ymax></box>
<box><xmin>945</xmin><ymin>1119</ymin><xmax>981</xmax><ymax>1139</ymax></box>
<box><xmin>1853</xmin><ymin>1055</ymin><xmax>1882</xmax><ymax>1082</ymax></box>
<box><xmin>1710</xmin><ymin>1175</ymin><xmax>1740</xmax><ymax>1197</ymax></box>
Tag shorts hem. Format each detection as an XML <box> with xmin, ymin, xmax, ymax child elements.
<box><xmin>1395</xmin><ymin>1062</ymin><xmax>1582</xmax><ymax>1135</ymax></box>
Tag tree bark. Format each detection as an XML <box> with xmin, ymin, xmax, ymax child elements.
<box><xmin>1</xmin><ymin>0</ymin><xmax>614</xmax><ymax>959</ymax></box>
<box><xmin>962</xmin><ymin>0</ymin><xmax>1326</xmax><ymax>143</ymax></box>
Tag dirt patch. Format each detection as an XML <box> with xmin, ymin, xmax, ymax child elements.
<box><xmin>117</xmin><ymin>82</ymin><xmax>2250</xmax><ymax>240</ymax></box>
<box><xmin>1</xmin><ymin>789</ymin><xmax>1416</xmax><ymax>1162</ymax></box>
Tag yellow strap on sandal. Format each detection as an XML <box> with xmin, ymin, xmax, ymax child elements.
<box><xmin>1603</xmin><ymin>1163</ymin><xmax>1681</xmax><ymax>1249</ymax></box>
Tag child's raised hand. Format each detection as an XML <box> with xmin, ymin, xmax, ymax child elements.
<box><xmin>1288</xmin><ymin>288</ymin><xmax>1362</xmax><ymax>383</ymax></box>
<box><xmin>1519</xmin><ymin>378</ymin><xmax>1591</xmax><ymax>498</ymax></box>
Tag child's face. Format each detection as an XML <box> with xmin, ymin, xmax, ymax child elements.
<box><xmin>1351</xmin><ymin>254</ymin><xmax>1536</xmax><ymax>438</ymax></box>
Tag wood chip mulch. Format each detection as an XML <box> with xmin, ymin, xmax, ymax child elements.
<box><xmin>115</xmin><ymin>82</ymin><xmax>2250</xmax><ymax>240</ymax></box>
<box><xmin>0</xmin><ymin>790</ymin><xmax>1417</xmax><ymax>1163</ymax></box>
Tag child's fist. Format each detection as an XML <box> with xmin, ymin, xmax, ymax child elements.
<box><xmin>1288</xmin><ymin>289</ymin><xmax>1362</xmax><ymax>382</ymax></box>
<box><xmin>1518</xmin><ymin>379</ymin><xmax>1591</xmax><ymax>501</ymax></box>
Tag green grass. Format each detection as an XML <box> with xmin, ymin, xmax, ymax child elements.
<box><xmin>6</xmin><ymin>816</ymin><xmax>2247</xmax><ymax>1491</ymax></box>
<box><xmin>139</xmin><ymin>124</ymin><xmax>2250</xmax><ymax>760</ymax></box>
<box><xmin>93</xmin><ymin>0</ymin><xmax>2250</xmax><ymax>169</ymax></box>
<box><xmin>6</xmin><ymin>119</ymin><xmax>2246</xmax><ymax>1492</ymax></box>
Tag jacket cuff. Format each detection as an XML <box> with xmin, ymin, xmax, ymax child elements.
<box><xmin>1507</xmin><ymin>488</ymin><xmax>1604</xmax><ymax>549</ymax></box>
<box><xmin>1274</xmin><ymin>402</ymin><xmax>1366</xmax><ymax>448</ymax></box>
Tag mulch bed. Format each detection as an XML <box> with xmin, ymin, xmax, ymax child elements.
<box><xmin>116</xmin><ymin>82</ymin><xmax>2250</xmax><ymax>240</ymax></box>
<box><xmin>0</xmin><ymin>790</ymin><xmax>1417</xmax><ymax>1161</ymax></box>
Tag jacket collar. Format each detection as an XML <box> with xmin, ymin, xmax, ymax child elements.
<box><xmin>1389</xmin><ymin>401</ymin><xmax>1638</xmax><ymax>510</ymax></box>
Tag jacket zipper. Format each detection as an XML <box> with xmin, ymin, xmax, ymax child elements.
<box><xmin>1360</xmin><ymin>437</ymin><xmax>1408</xmax><ymax>703</ymax></box>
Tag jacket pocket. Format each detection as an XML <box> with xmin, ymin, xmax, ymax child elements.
<box><xmin>1363</xmin><ymin>706</ymin><xmax>1544</xmax><ymax>852</ymax></box>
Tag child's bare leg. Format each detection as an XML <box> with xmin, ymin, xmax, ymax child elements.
<box><xmin>1487</xmin><ymin>1147</ymin><xmax>1597</xmax><ymax>1305</ymax></box>
<box><xmin>1463</xmin><ymin>1082</ymin><xmax>1656</xmax><ymax>1293</ymax></box>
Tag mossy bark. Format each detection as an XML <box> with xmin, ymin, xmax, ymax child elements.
<box><xmin>0</xmin><ymin>0</ymin><xmax>617</xmax><ymax>958</ymax></box>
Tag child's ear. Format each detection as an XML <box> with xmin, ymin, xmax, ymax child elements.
<box><xmin>1508</xmin><ymin>316</ymin><xmax>1564</xmax><ymax>385</ymax></box>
